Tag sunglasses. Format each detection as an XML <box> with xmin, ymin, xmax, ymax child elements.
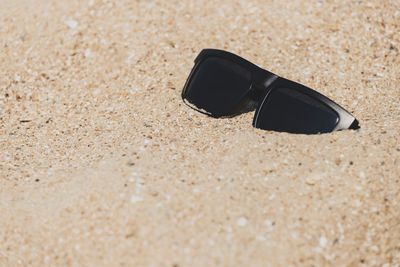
<box><xmin>181</xmin><ymin>49</ymin><xmax>359</xmax><ymax>134</ymax></box>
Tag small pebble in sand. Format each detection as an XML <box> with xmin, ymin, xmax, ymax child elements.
<box><xmin>130</xmin><ymin>195</ymin><xmax>143</xmax><ymax>203</ymax></box>
<box><xmin>130</xmin><ymin>87</ymin><xmax>140</xmax><ymax>93</ymax></box>
<box><xmin>192</xmin><ymin>187</ymin><xmax>200</xmax><ymax>194</ymax></box>
<box><xmin>237</xmin><ymin>217</ymin><xmax>248</xmax><ymax>227</ymax></box>
<box><xmin>306</xmin><ymin>177</ymin><xmax>316</xmax><ymax>185</ymax></box>
<box><xmin>256</xmin><ymin>235</ymin><xmax>267</xmax><ymax>241</ymax></box>
<box><xmin>65</xmin><ymin>19</ymin><xmax>78</xmax><ymax>29</ymax></box>
<box><xmin>125</xmin><ymin>51</ymin><xmax>136</xmax><ymax>64</ymax></box>
<box><xmin>84</xmin><ymin>48</ymin><xmax>93</xmax><ymax>58</ymax></box>
<box><xmin>265</xmin><ymin>219</ymin><xmax>275</xmax><ymax>227</ymax></box>
<box><xmin>319</xmin><ymin>236</ymin><xmax>328</xmax><ymax>248</ymax></box>
<box><xmin>143</xmin><ymin>139</ymin><xmax>151</xmax><ymax>145</ymax></box>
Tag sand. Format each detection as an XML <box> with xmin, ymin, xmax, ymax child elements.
<box><xmin>0</xmin><ymin>0</ymin><xmax>399</xmax><ymax>266</ymax></box>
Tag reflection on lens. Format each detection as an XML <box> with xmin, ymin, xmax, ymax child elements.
<box><xmin>184</xmin><ymin>57</ymin><xmax>251</xmax><ymax>117</ymax></box>
<box><xmin>255</xmin><ymin>87</ymin><xmax>339</xmax><ymax>134</ymax></box>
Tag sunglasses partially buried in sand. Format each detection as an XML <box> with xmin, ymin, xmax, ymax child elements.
<box><xmin>182</xmin><ymin>49</ymin><xmax>359</xmax><ymax>134</ymax></box>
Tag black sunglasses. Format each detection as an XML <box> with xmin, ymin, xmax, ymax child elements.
<box><xmin>181</xmin><ymin>49</ymin><xmax>359</xmax><ymax>134</ymax></box>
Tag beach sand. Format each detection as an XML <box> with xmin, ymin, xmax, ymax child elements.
<box><xmin>1</xmin><ymin>0</ymin><xmax>399</xmax><ymax>266</ymax></box>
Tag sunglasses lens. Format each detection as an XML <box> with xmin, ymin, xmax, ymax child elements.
<box><xmin>255</xmin><ymin>87</ymin><xmax>339</xmax><ymax>134</ymax></box>
<box><xmin>183</xmin><ymin>57</ymin><xmax>251</xmax><ymax>117</ymax></box>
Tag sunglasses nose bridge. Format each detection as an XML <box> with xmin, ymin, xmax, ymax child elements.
<box><xmin>249</xmin><ymin>70</ymin><xmax>278</xmax><ymax>101</ymax></box>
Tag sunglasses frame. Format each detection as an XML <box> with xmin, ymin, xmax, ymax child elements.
<box><xmin>182</xmin><ymin>49</ymin><xmax>359</xmax><ymax>132</ymax></box>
